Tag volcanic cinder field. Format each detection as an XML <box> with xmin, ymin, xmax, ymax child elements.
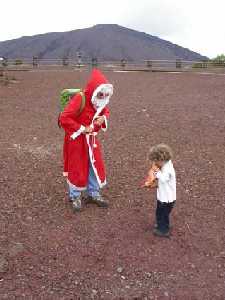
<box><xmin>0</xmin><ymin>68</ymin><xmax>225</xmax><ymax>299</ymax></box>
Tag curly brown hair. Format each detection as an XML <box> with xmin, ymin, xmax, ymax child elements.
<box><xmin>148</xmin><ymin>143</ymin><xmax>173</xmax><ymax>162</ymax></box>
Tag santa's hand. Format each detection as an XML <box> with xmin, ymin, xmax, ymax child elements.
<box><xmin>84</xmin><ymin>126</ymin><xmax>93</xmax><ymax>133</ymax></box>
<box><xmin>94</xmin><ymin>116</ymin><xmax>105</xmax><ymax>126</ymax></box>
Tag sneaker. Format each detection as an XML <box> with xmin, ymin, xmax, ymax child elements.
<box><xmin>153</xmin><ymin>228</ymin><xmax>170</xmax><ymax>238</ymax></box>
<box><xmin>86</xmin><ymin>195</ymin><xmax>108</xmax><ymax>208</ymax></box>
<box><xmin>154</xmin><ymin>223</ymin><xmax>172</xmax><ymax>230</ymax></box>
<box><xmin>71</xmin><ymin>196</ymin><xmax>82</xmax><ymax>212</ymax></box>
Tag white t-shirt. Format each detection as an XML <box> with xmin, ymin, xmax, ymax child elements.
<box><xmin>155</xmin><ymin>160</ymin><xmax>176</xmax><ymax>203</ymax></box>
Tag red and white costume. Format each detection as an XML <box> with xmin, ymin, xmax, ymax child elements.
<box><xmin>59</xmin><ymin>69</ymin><xmax>113</xmax><ymax>191</ymax></box>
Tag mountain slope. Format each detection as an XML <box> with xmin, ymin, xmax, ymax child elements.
<box><xmin>0</xmin><ymin>24</ymin><xmax>207</xmax><ymax>61</ymax></box>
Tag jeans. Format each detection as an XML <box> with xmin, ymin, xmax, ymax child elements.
<box><xmin>69</xmin><ymin>162</ymin><xmax>100</xmax><ymax>198</ymax></box>
<box><xmin>156</xmin><ymin>200</ymin><xmax>176</xmax><ymax>233</ymax></box>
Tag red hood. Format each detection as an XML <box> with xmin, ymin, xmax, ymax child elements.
<box><xmin>84</xmin><ymin>69</ymin><xmax>109</xmax><ymax>101</ymax></box>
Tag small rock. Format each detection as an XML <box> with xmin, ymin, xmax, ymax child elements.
<box><xmin>117</xmin><ymin>267</ymin><xmax>123</xmax><ymax>273</ymax></box>
<box><xmin>8</xmin><ymin>242</ymin><xmax>25</xmax><ymax>258</ymax></box>
<box><xmin>91</xmin><ymin>289</ymin><xmax>98</xmax><ymax>298</ymax></box>
<box><xmin>0</xmin><ymin>256</ymin><xmax>8</xmax><ymax>273</ymax></box>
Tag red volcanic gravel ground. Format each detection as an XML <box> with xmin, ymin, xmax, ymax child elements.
<box><xmin>0</xmin><ymin>68</ymin><xmax>225</xmax><ymax>299</ymax></box>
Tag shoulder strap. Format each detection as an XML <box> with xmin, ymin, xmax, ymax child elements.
<box><xmin>77</xmin><ymin>91</ymin><xmax>86</xmax><ymax>116</ymax></box>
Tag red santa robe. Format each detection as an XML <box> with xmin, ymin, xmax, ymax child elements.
<box><xmin>59</xmin><ymin>69</ymin><xmax>111</xmax><ymax>190</ymax></box>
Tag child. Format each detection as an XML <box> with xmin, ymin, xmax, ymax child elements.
<box><xmin>143</xmin><ymin>144</ymin><xmax>176</xmax><ymax>237</ymax></box>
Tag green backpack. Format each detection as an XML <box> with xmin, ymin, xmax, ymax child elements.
<box><xmin>58</xmin><ymin>88</ymin><xmax>86</xmax><ymax>127</ymax></box>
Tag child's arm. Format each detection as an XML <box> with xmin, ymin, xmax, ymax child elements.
<box><xmin>154</xmin><ymin>169</ymin><xmax>170</xmax><ymax>183</ymax></box>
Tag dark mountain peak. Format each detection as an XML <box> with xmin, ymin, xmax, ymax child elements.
<box><xmin>92</xmin><ymin>24</ymin><xmax>120</xmax><ymax>29</ymax></box>
<box><xmin>0</xmin><ymin>24</ymin><xmax>208</xmax><ymax>61</ymax></box>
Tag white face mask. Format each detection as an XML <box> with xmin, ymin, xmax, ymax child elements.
<box><xmin>92</xmin><ymin>96</ymin><xmax>109</xmax><ymax>109</ymax></box>
<box><xmin>91</xmin><ymin>84</ymin><xmax>113</xmax><ymax>110</ymax></box>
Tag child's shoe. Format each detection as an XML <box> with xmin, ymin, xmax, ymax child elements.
<box><xmin>154</xmin><ymin>223</ymin><xmax>172</xmax><ymax>230</ymax></box>
<box><xmin>153</xmin><ymin>228</ymin><xmax>170</xmax><ymax>238</ymax></box>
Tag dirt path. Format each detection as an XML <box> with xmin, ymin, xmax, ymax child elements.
<box><xmin>0</xmin><ymin>69</ymin><xmax>225</xmax><ymax>299</ymax></box>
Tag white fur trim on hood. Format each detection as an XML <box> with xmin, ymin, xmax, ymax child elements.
<box><xmin>91</xmin><ymin>83</ymin><xmax>113</xmax><ymax>110</ymax></box>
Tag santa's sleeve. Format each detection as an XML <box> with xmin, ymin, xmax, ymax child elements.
<box><xmin>92</xmin><ymin>106</ymin><xmax>110</xmax><ymax>132</ymax></box>
<box><xmin>59</xmin><ymin>94</ymin><xmax>85</xmax><ymax>137</ymax></box>
<box><xmin>100</xmin><ymin>106</ymin><xmax>110</xmax><ymax>131</ymax></box>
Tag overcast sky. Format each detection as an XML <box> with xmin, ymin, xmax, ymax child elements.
<box><xmin>1</xmin><ymin>0</ymin><xmax>224</xmax><ymax>58</ymax></box>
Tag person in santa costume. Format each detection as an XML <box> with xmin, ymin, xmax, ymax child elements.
<box><xmin>59</xmin><ymin>68</ymin><xmax>113</xmax><ymax>212</ymax></box>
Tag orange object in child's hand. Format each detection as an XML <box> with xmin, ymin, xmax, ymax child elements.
<box><xmin>141</xmin><ymin>178</ymin><xmax>158</xmax><ymax>188</ymax></box>
<box><xmin>141</xmin><ymin>163</ymin><xmax>159</xmax><ymax>188</ymax></box>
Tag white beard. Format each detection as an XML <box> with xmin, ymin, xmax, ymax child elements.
<box><xmin>92</xmin><ymin>96</ymin><xmax>109</xmax><ymax>110</ymax></box>
<box><xmin>91</xmin><ymin>83</ymin><xmax>113</xmax><ymax>110</ymax></box>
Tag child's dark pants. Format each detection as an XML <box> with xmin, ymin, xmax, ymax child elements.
<box><xmin>156</xmin><ymin>200</ymin><xmax>176</xmax><ymax>233</ymax></box>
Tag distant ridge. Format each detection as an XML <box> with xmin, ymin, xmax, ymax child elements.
<box><xmin>0</xmin><ymin>24</ymin><xmax>207</xmax><ymax>61</ymax></box>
